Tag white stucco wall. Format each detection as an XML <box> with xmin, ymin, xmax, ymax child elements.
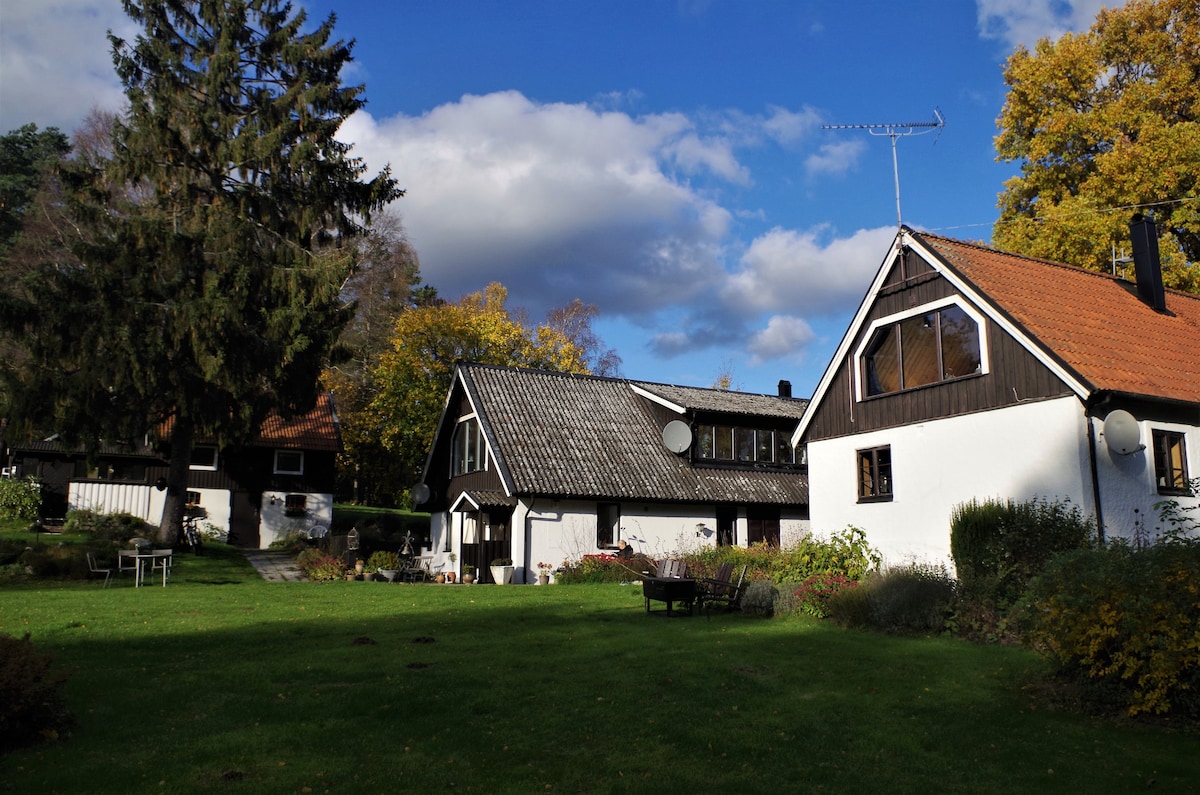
<box><xmin>807</xmin><ymin>395</ymin><xmax>1095</xmax><ymax>567</ymax></box>
<box><xmin>1094</xmin><ymin>415</ymin><xmax>1200</xmax><ymax>543</ymax></box>
<box><xmin>259</xmin><ymin>490</ymin><xmax>333</xmax><ymax>548</ymax></box>
<box><xmin>429</xmin><ymin>498</ymin><xmax>809</xmax><ymax>583</ymax></box>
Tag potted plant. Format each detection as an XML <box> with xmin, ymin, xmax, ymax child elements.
<box><xmin>354</xmin><ymin>558</ymin><xmax>365</xmax><ymax>575</ymax></box>
<box><xmin>536</xmin><ymin>561</ymin><xmax>553</xmax><ymax>586</ymax></box>
<box><xmin>462</xmin><ymin>564</ymin><xmax>476</xmax><ymax>584</ymax></box>
<box><xmin>367</xmin><ymin>550</ymin><xmax>402</xmax><ymax>582</ymax></box>
<box><xmin>490</xmin><ymin>557</ymin><xmax>514</xmax><ymax>585</ymax></box>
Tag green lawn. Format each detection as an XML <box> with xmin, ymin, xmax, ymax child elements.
<box><xmin>0</xmin><ymin>536</ymin><xmax>1196</xmax><ymax>794</ymax></box>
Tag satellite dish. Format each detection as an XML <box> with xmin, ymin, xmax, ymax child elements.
<box><xmin>1103</xmin><ymin>410</ymin><xmax>1143</xmax><ymax>455</ymax></box>
<box><xmin>661</xmin><ymin>420</ymin><xmax>693</xmax><ymax>454</ymax></box>
<box><xmin>410</xmin><ymin>483</ymin><xmax>431</xmax><ymax>505</ymax></box>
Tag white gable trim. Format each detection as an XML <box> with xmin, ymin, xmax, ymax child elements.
<box><xmin>450</xmin><ymin>491</ymin><xmax>484</xmax><ymax>513</ymax></box>
<box><xmin>793</xmin><ymin>234</ymin><xmax>906</xmax><ymax>444</ymax></box>
<box><xmin>793</xmin><ymin>229</ymin><xmax>1093</xmax><ymax>447</ymax></box>
<box><xmin>630</xmin><ymin>384</ymin><xmax>686</xmax><ymax>414</ymax></box>
<box><xmin>850</xmin><ymin>296</ymin><xmax>991</xmax><ymax>402</ymax></box>
<box><xmin>903</xmin><ymin>234</ymin><xmax>1092</xmax><ymax>401</ymax></box>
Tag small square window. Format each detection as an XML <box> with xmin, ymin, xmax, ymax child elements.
<box><xmin>1152</xmin><ymin>430</ymin><xmax>1189</xmax><ymax>495</ymax></box>
<box><xmin>857</xmin><ymin>446</ymin><xmax>893</xmax><ymax>502</ymax></box>
<box><xmin>274</xmin><ymin>450</ymin><xmax>304</xmax><ymax>475</ymax></box>
<box><xmin>190</xmin><ymin>445</ymin><xmax>218</xmax><ymax>471</ymax></box>
<box><xmin>283</xmin><ymin>493</ymin><xmax>307</xmax><ymax>517</ymax></box>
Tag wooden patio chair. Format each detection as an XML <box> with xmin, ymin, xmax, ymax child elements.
<box><xmin>698</xmin><ymin>564</ymin><xmax>747</xmax><ymax>615</ymax></box>
<box><xmin>403</xmin><ymin>557</ymin><xmax>431</xmax><ymax>583</ymax></box>
<box><xmin>655</xmin><ymin>558</ymin><xmax>687</xmax><ymax>579</ymax></box>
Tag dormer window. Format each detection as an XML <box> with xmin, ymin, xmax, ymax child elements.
<box><xmin>697</xmin><ymin>425</ymin><xmax>796</xmax><ymax>466</ymax></box>
<box><xmin>858</xmin><ymin>301</ymin><xmax>984</xmax><ymax>398</ymax></box>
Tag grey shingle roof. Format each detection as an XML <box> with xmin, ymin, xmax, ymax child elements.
<box><xmin>458</xmin><ymin>364</ymin><xmax>808</xmax><ymax>505</ymax></box>
<box><xmin>634</xmin><ymin>382</ymin><xmax>810</xmax><ymax>419</ymax></box>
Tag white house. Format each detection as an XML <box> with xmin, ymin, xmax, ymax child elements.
<box><xmin>414</xmin><ymin>363</ymin><xmax>810</xmax><ymax>583</ymax></box>
<box><xmin>794</xmin><ymin>219</ymin><xmax>1200</xmax><ymax>566</ymax></box>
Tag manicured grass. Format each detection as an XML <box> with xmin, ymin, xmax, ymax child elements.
<box><xmin>0</xmin><ymin>537</ymin><xmax>1196</xmax><ymax>793</ymax></box>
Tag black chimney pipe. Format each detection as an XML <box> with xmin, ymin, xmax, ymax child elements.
<box><xmin>1129</xmin><ymin>214</ymin><xmax>1166</xmax><ymax>312</ymax></box>
<box><xmin>778</xmin><ymin>380</ymin><xmax>792</xmax><ymax>398</ymax></box>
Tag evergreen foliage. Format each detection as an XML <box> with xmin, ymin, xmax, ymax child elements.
<box><xmin>0</xmin><ymin>1</ymin><xmax>400</xmax><ymax>542</ymax></box>
<box><xmin>950</xmin><ymin>496</ymin><xmax>1096</xmax><ymax>604</ymax></box>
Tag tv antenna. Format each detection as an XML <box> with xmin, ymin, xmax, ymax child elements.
<box><xmin>822</xmin><ymin>108</ymin><xmax>944</xmax><ymax>228</ymax></box>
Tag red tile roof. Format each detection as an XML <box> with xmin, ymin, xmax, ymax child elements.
<box><xmin>253</xmin><ymin>392</ymin><xmax>341</xmax><ymax>451</ymax></box>
<box><xmin>915</xmin><ymin>231</ymin><xmax>1200</xmax><ymax>405</ymax></box>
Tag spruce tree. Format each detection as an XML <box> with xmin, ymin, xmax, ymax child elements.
<box><xmin>1</xmin><ymin>0</ymin><xmax>400</xmax><ymax>543</ymax></box>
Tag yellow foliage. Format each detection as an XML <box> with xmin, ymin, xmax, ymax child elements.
<box><xmin>368</xmin><ymin>282</ymin><xmax>591</xmax><ymax>467</ymax></box>
<box><xmin>993</xmin><ymin>0</ymin><xmax>1200</xmax><ymax>291</ymax></box>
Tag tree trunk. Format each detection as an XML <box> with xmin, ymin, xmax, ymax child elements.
<box><xmin>157</xmin><ymin>415</ymin><xmax>194</xmax><ymax>546</ymax></box>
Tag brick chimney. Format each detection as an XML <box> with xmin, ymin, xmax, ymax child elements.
<box><xmin>777</xmin><ymin>380</ymin><xmax>792</xmax><ymax>398</ymax></box>
<box><xmin>1129</xmin><ymin>214</ymin><xmax>1166</xmax><ymax>312</ymax></box>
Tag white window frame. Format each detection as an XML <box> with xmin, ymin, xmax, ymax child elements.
<box><xmin>273</xmin><ymin>450</ymin><xmax>305</xmax><ymax>475</ymax></box>
<box><xmin>852</xmin><ymin>297</ymin><xmax>989</xmax><ymax>402</ymax></box>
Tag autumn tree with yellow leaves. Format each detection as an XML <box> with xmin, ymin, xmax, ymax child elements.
<box><xmin>364</xmin><ymin>283</ymin><xmax>593</xmax><ymax>504</ymax></box>
<box><xmin>993</xmin><ymin>0</ymin><xmax>1199</xmax><ymax>293</ymax></box>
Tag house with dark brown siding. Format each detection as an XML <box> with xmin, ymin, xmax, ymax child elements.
<box><xmin>4</xmin><ymin>392</ymin><xmax>340</xmax><ymax>548</ymax></box>
<box><xmin>795</xmin><ymin>220</ymin><xmax>1200</xmax><ymax>565</ymax></box>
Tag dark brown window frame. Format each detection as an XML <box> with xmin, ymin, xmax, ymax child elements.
<box><xmin>1152</xmin><ymin>429</ymin><xmax>1190</xmax><ymax>495</ymax></box>
<box><xmin>860</xmin><ymin>304</ymin><xmax>982</xmax><ymax>398</ymax></box>
<box><xmin>857</xmin><ymin>446</ymin><xmax>893</xmax><ymax>503</ymax></box>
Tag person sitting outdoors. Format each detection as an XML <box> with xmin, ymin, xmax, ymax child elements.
<box><xmin>615</xmin><ymin>539</ymin><xmax>634</xmax><ymax>560</ymax></box>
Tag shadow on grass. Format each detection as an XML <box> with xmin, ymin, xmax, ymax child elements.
<box><xmin>2</xmin><ymin>572</ymin><xmax>1197</xmax><ymax>794</ymax></box>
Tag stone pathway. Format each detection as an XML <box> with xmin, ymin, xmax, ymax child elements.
<box><xmin>242</xmin><ymin>549</ymin><xmax>306</xmax><ymax>582</ymax></box>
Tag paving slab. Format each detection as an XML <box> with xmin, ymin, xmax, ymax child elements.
<box><xmin>242</xmin><ymin>549</ymin><xmax>306</xmax><ymax>582</ymax></box>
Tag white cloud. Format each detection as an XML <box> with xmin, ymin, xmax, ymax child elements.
<box><xmin>721</xmin><ymin>225</ymin><xmax>895</xmax><ymax>316</ymax></box>
<box><xmin>342</xmin><ymin>91</ymin><xmax>750</xmax><ymax>315</ymax></box>
<box><xmin>976</xmin><ymin>0</ymin><xmax>1117</xmax><ymax>49</ymax></box>
<box><xmin>747</xmin><ymin>315</ymin><xmax>816</xmax><ymax>365</ymax></box>
<box><xmin>805</xmin><ymin>139</ymin><xmax>867</xmax><ymax>178</ymax></box>
<box><xmin>761</xmin><ymin>105</ymin><xmax>824</xmax><ymax>146</ymax></box>
<box><xmin>0</xmin><ymin>0</ymin><xmax>132</xmax><ymax>132</ymax></box>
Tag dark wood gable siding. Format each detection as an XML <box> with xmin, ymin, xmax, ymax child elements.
<box><xmin>803</xmin><ymin>264</ymin><xmax>1075</xmax><ymax>442</ymax></box>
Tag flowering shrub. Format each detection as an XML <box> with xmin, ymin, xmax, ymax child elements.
<box><xmin>822</xmin><ymin>563</ymin><xmax>957</xmax><ymax>633</ymax></box>
<box><xmin>0</xmin><ymin>476</ymin><xmax>41</xmax><ymax>521</ymax></box>
<box><xmin>792</xmin><ymin>573</ymin><xmax>859</xmax><ymax>618</ymax></box>
<box><xmin>556</xmin><ymin>553</ymin><xmax>654</xmax><ymax>584</ymax></box>
<box><xmin>684</xmin><ymin>526</ymin><xmax>881</xmax><ymax>584</ymax></box>
<box><xmin>296</xmin><ymin>548</ymin><xmax>344</xmax><ymax>582</ymax></box>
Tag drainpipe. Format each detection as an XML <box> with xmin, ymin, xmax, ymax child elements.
<box><xmin>1084</xmin><ymin>396</ymin><xmax>1108</xmax><ymax>543</ymax></box>
<box><xmin>523</xmin><ymin>497</ymin><xmax>535</xmax><ymax>585</ymax></box>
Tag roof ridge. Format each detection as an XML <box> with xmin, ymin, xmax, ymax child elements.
<box><xmin>461</xmin><ymin>361</ymin><xmax>798</xmax><ymax>399</ymax></box>
<box><xmin>912</xmin><ymin>228</ymin><xmax>1200</xmax><ymax>304</ymax></box>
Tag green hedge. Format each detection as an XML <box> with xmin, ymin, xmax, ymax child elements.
<box><xmin>950</xmin><ymin>496</ymin><xmax>1095</xmax><ymax>604</ymax></box>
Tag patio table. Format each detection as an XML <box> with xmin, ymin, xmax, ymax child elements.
<box><xmin>119</xmin><ymin>549</ymin><xmax>173</xmax><ymax>587</ymax></box>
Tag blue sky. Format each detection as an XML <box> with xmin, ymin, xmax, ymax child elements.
<box><xmin>0</xmin><ymin>0</ymin><xmax>1116</xmax><ymax>396</ymax></box>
